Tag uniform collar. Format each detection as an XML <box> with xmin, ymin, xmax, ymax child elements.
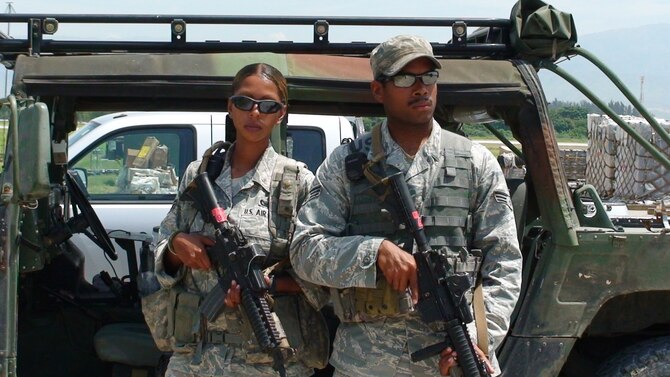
<box><xmin>379</xmin><ymin>119</ymin><xmax>442</xmax><ymax>170</ymax></box>
<box><xmin>252</xmin><ymin>143</ymin><xmax>277</xmax><ymax>193</ymax></box>
<box><xmin>218</xmin><ymin>142</ymin><xmax>276</xmax><ymax>194</ymax></box>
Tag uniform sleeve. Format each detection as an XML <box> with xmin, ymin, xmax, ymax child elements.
<box><xmin>284</xmin><ymin>164</ymin><xmax>330</xmax><ymax>309</ymax></box>
<box><xmin>470</xmin><ymin>144</ymin><xmax>523</xmax><ymax>353</ymax></box>
<box><xmin>294</xmin><ymin>163</ymin><xmax>315</xmax><ymax>214</ymax></box>
<box><xmin>154</xmin><ymin>160</ymin><xmax>201</xmax><ymax>288</ymax></box>
<box><xmin>290</xmin><ymin>145</ymin><xmax>382</xmax><ymax>289</ymax></box>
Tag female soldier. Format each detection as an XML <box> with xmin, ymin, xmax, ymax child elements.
<box><xmin>154</xmin><ymin>63</ymin><xmax>323</xmax><ymax>377</ymax></box>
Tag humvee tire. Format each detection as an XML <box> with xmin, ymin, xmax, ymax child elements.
<box><xmin>596</xmin><ymin>336</ymin><xmax>670</xmax><ymax>377</ymax></box>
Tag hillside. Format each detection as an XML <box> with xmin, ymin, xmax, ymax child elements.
<box><xmin>538</xmin><ymin>23</ymin><xmax>670</xmax><ymax>118</ymax></box>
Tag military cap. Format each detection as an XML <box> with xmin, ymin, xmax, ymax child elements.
<box><xmin>370</xmin><ymin>35</ymin><xmax>442</xmax><ymax>79</ymax></box>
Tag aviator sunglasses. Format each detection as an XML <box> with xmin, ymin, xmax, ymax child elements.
<box><xmin>229</xmin><ymin>95</ymin><xmax>285</xmax><ymax>114</ymax></box>
<box><xmin>378</xmin><ymin>70</ymin><xmax>440</xmax><ymax>88</ymax></box>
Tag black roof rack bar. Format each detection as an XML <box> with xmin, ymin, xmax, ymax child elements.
<box><xmin>0</xmin><ymin>14</ymin><xmax>511</xmax><ymax>28</ymax></box>
<box><xmin>0</xmin><ymin>14</ymin><xmax>514</xmax><ymax>62</ymax></box>
<box><xmin>0</xmin><ymin>40</ymin><xmax>511</xmax><ymax>57</ymax></box>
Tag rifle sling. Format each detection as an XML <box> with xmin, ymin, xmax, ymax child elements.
<box><xmin>473</xmin><ymin>278</ymin><xmax>489</xmax><ymax>356</ymax></box>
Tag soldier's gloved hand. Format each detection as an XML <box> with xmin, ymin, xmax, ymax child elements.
<box><xmin>170</xmin><ymin>233</ymin><xmax>215</xmax><ymax>270</ymax></box>
<box><xmin>438</xmin><ymin>346</ymin><xmax>494</xmax><ymax>376</ymax></box>
<box><xmin>376</xmin><ymin>240</ymin><xmax>419</xmax><ymax>304</ymax></box>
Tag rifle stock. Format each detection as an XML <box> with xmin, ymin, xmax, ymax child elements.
<box><xmin>387</xmin><ymin>172</ymin><xmax>490</xmax><ymax>377</ymax></box>
<box><xmin>188</xmin><ymin>172</ymin><xmax>291</xmax><ymax>377</ymax></box>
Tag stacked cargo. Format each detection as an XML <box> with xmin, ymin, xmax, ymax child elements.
<box><xmin>586</xmin><ymin>114</ymin><xmax>670</xmax><ymax>200</ymax></box>
<box><xmin>560</xmin><ymin>149</ymin><xmax>587</xmax><ymax>182</ymax></box>
<box><xmin>586</xmin><ymin>114</ymin><xmax>619</xmax><ymax>198</ymax></box>
<box><xmin>497</xmin><ymin>147</ymin><xmax>586</xmax><ymax>182</ymax></box>
<box><xmin>116</xmin><ymin>136</ymin><xmax>179</xmax><ymax>194</ymax></box>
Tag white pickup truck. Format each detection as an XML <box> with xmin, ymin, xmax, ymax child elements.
<box><xmin>68</xmin><ymin>111</ymin><xmax>359</xmax><ymax>282</ymax></box>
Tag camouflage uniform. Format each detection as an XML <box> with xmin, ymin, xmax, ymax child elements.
<box><xmin>290</xmin><ymin>122</ymin><xmax>522</xmax><ymax>376</ymax></box>
<box><xmin>153</xmin><ymin>143</ymin><xmax>317</xmax><ymax>377</ymax></box>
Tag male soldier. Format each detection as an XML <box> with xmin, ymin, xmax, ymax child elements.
<box><xmin>290</xmin><ymin>35</ymin><xmax>522</xmax><ymax>376</ymax></box>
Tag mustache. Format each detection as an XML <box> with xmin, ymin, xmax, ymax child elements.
<box><xmin>409</xmin><ymin>96</ymin><xmax>432</xmax><ymax>106</ymax></box>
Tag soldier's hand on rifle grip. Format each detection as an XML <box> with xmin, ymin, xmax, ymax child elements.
<box><xmin>439</xmin><ymin>346</ymin><xmax>494</xmax><ymax>376</ymax></box>
<box><xmin>224</xmin><ymin>280</ymin><xmax>242</xmax><ymax>308</ymax></box>
<box><xmin>224</xmin><ymin>276</ymin><xmax>273</xmax><ymax>308</ymax></box>
<box><xmin>439</xmin><ymin>347</ymin><xmax>458</xmax><ymax>376</ymax></box>
<box><xmin>169</xmin><ymin>233</ymin><xmax>215</xmax><ymax>271</ymax></box>
<box><xmin>376</xmin><ymin>240</ymin><xmax>419</xmax><ymax>304</ymax></box>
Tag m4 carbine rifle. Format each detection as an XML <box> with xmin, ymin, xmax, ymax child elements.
<box><xmin>186</xmin><ymin>172</ymin><xmax>291</xmax><ymax>377</ymax></box>
<box><xmin>386</xmin><ymin>171</ymin><xmax>490</xmax><ymax>377</ymax></box>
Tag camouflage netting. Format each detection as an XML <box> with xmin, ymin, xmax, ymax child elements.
<box><xmin>586</xmin><ymin>114</ymin><xmax>670</xmax><ymax>200</ymax></box>
<box><xmin>586</xmin><ymin>114</ymin><xmax>618</xmax><ymax>198</ymax></box>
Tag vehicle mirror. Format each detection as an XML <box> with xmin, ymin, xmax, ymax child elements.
<box><xmin>72</xmin><ymin>168</ymin><xmax>88</xmax><ymax>188</ymax></box>
<box><xmin>16</xmin><ymin>102</ymin><xmax>51</xmax><ymax>200</ymax></box>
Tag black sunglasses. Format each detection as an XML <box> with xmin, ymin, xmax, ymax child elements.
<box><xmin>229</xmin><ymin>95</ymin><xmax>284</xmax><ymax>114</ymax></box>
<box><xmin>378</xmin><ymin>71</ymin><xmax>440</xmax><ymax>88</ymax></box>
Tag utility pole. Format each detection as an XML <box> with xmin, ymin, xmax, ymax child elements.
<box><xmin>639</xmin><ymin>75</ymin><xmax>645</xmax><ymax>105</ymax></box>
<box><xmin>3</xmin><ymin>1</ymin><xmax>14</xmax><ymax>97</ymax></box>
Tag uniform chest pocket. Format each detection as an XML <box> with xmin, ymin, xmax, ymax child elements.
<box><xmin>223</xmin><ymin>194</ymin><xmax>272</xmax><ymax>256</ymax></box>
<box><xmin>240</xmin><ymin>205</ymin><xmax>269</xmax><ymax>218</ymax></box>
<box><xmin>236</xmin><ymin>209</ymin><xmax>272</xmax><ymax>248</ymax></box>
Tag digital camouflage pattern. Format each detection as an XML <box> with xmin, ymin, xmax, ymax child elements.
<box><xmin>291</xmin><ymin>121</ymin><xmax>522</xmax><ymax>376</ymax></box>
<box><xmin>165</xmin><ymin>346</ymin><xmax>310</xmax><ymax>377</ymax></box>
<box><xmin>152</xmin><ymin>143</ymin><xmax>316</xmax><ymax>377</ymax></box>
<box><xmin>369</xmin><ymin>34</ymin><xmax>442</xmax><ymax>79</ymax></box>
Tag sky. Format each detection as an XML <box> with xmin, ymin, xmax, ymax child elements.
<box><xmin>2</xmin><ymin>0</ymin><xmax>668</xmax><ymax>36</ymax></box>
<box><xmin>0</xmin><ymin>0</ymin><xmax>668</xmax><ymax>98</ymax></box>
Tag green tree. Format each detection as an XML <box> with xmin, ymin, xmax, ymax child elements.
<box><xmin>362</xmin><ymin>117</ymin><xmax>385</xmax><ymax>131</ymax></box>
<box><xmin>461</xmin><ymin>121</ymin><xmax>512</xmax><ymax>139</ymax></box>
<box><xmin>0</xmin><ymin>105</ymin><xmax>9</xmax><ymax>120</ymax></box>
<box><xmin>548</xmin><ymin>104</ymin><xmax>588</xmax><ymax>139</ymax></box>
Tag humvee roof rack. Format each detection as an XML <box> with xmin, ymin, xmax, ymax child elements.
<box><xmin>0</xmin><ymin>14</ymin><xmax>513</xmax><ymax>64</ymax></box>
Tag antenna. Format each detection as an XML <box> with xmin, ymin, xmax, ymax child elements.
<box><xmin>3</xmin><ymin>1</ymin><xmax>14</xmax><ymax>96</ymax></box>
<box><xmin>639</xmin><ymin>75</ymin><xmax>645</xmax><ymax>105</ymax></box>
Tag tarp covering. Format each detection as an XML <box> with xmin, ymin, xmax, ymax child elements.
<box><xmin>13</xmin><ymin>52</ymin><xmax>529</xmax><ymax>87</ymax></box>
<box><xmin>12</xmin><ymin>53</ymin><xmax>530</xmax><ymax>111</ymax></box>
<box><xmin>510</xmin><ymin>0</ymin><xmax>578</xmax><ymax>61</ymax></box>
<box><xmin>12</xmin><ymin>52</ymin><xmax>373</xmax><ymax>85</ymax></box>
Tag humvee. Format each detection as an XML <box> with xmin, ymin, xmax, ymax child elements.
<box><xmin>1</xmin><ymin>1</ymin><xmax>670</xmax><ymax>376</ymax></box>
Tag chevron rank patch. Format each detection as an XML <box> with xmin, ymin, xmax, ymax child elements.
<box><xmin>493</xmin><ymin>190</ymin><xmax>512</xmax><ymax>209</ymax></box>
<box><xmin>307</xmin><ymin>184</ymin><xmax>321</xmax><ymax>202</ymax></box>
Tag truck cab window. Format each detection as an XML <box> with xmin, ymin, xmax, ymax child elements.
<box><xmin>70</xmin><ymin>127</ymin><xmax>195</xmax><ymax>200</ymax></box>
<box><xmin>287</xmin><ymin>126</ymin><xmax>326</xmax><ymax>173</ymax></box>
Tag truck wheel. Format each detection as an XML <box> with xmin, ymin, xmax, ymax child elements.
<box><xmin>596</xmin><ymin>336</ymin><xmax>670</xmax><ymax>377</ymax></box>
